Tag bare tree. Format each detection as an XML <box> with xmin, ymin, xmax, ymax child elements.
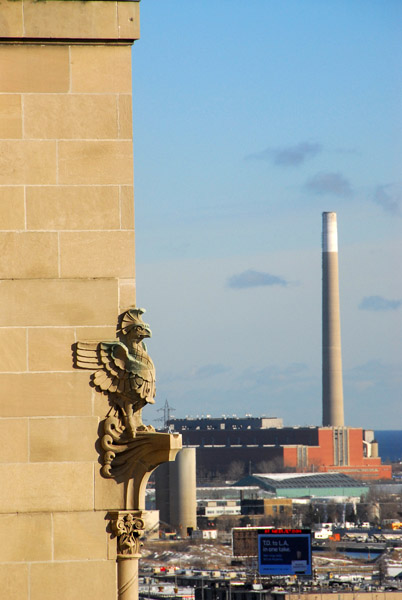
<box><xmin>226</xmin><ymin>461</ymin><xmax>246</xmax><ymax>482</ymax></box>
<box><xmin>255</xmin><ymin>457</ymin><xmax>293</xmax><ymax>473</ymax></box>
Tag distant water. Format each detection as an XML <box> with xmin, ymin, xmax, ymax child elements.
<box><xmin>374</xmin><ymin>431</ymin><xmax>402</xmax><ymax>462</ymax></box>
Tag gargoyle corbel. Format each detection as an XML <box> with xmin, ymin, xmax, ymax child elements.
<box><xmin>74</xmin><ymin>308</ymin><xmax>155</xmax><ymax>439</ymax></box>
<box><xmin>73</xmin><ymin>307</ymin><xmax>182</xmax><ymax>510</ymax></box>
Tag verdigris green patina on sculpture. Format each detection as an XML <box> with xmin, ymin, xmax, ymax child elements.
<box><xmin>74</xmin><ymin>308</ymin><xmax>182</xmax><ymax>509</ymax></box>
<box><xmin>75</xmin><ymin>308</ymin><xmax>156</xmax><ymax>439</ymax></box>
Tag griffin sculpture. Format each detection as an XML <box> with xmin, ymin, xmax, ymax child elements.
<box><xmin>75</xmin><ymin>308</ymin><xmax>155</xmax><ymax>439</ymax></box>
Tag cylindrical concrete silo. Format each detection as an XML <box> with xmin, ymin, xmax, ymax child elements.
<box><xmin>154</xmin><ymin>461</ymin><xmax>171</xmax><ymax>526</ymax></box>
<box><xmin>169</xmin><ymin>448</ymin><xmax>197</xmax><ymax>537</ymax></box>
<box><xmin>371</xmin><ymin>440</ymin><xmax>379</xmax><ymax>458</ymax></box>
<box><xmin>322</xmin><ymin>212</ymin><xmax>345</xmax><ymax>426</ymax></box>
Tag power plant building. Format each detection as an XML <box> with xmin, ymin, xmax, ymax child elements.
<box><xmin>167</xmin><ymin>417</ymin><xmax>391</xmax><ymax>481</ymax></box>
<box><xmin>165</xmin><ymin>212</ymin><xmax>390</xmax><ymax>488</ymax></box>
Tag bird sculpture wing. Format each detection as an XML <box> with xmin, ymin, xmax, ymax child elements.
<box><xmin>75</xmin><ymin>340</ymin><xmax>155</xmax><ymax>403</ymax></box>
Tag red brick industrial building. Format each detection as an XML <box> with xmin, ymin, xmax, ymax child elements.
<box><xmin>167</xmin><ymin>418</ymin><xmax>391</xmax><ymax>481</ymax></box>
<box><xmin>282</xmin><ymin>426</ymin><xmax>391</xmax><ymax>480</ymax></box>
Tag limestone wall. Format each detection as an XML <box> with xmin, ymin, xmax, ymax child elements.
<box><xmin>0</xmin><ymin>1</ymin><xmax>139</xmax><ymax>597</ymax></box>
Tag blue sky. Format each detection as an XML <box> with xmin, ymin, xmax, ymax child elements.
<box><xmin>131</xmin><ymin>0</ymin><xmax>402</xmax><ymax>430</ymax></box>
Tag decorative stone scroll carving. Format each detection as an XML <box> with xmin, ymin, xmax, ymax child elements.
<box><xmin>109</xmin><ymin>511</ymin><xmax>145</xmax><ymax>557</ymax></box>
<box><xmin>73</xmin><ymin>308</ymin><xmax>182</xmax><ymax>510</ymax></box>
<box><xmin>102</xmin><ymin>420</ymin><xmax>182</xmax><ymax>510</ymax></box>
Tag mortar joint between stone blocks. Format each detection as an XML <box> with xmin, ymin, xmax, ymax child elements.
<box><xmin>21</xmin><ymin>93</ymin><xmax>26</xmax><ymax>141</ymax></box>
<box><xmin>27</xmin><ymin>415</ymin><xmax>30</xmax><ymax>463</ymax></box>
<box><xmin>55</xmin><ymin>140</ymin><xmax>59</xmax><ymax>186</ymax></box>
<box><xmin>21</xmin><ymin>0</ymin><xmax>26</xmax><ymax>38</ymax></box>
<box><xmin>68</xmin><ymin>45</ymin><xmax>72</xmax><ymax>94</ymax></box>
<box><xmin>92</xmin><ymin>463</ymin><xmax>95</xmax><ymax>510</ymax></box>
<box><xmin>116</xmin><ymin>93</ymin><xmax>121</xmax><ymax>140</ymax></box>
<box><xmin>23</xmin><ymin>184</ymin><xmax>27</xmax><ymax>230</ymax></box>
<box><xmin>50</xmin><ymin>512</ymin><xmax>54</xmax><ymax>562</ymax></box>
<box><xmin>118</xmin><ymin>185</ymin><xmax>122</xmax><ymax>229</ymax></box>
<box><xmin>57</xmin><ymin>232</ymin><xmax>61</xmax><ymax>278</ymax></box>
<box><xmin>25</xmin><ymin>327</ymin><xmax>29</xmax><ymax>372</ymax></box>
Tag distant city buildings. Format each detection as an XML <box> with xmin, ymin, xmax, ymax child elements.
<box><xmin>166</xmin><ymin>416</ymin><xmax>391</xmax><ymax>481</ymax></box>
<box><xmin>169</xmin><ymin>415</ymin><xmax>283</xmax><ymax>431</ymax></box>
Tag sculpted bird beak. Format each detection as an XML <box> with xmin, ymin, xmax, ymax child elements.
<box><xmin>142</xmin><ymin>324</ymin><xmax>152</xmax><ymax>338</ymax></box>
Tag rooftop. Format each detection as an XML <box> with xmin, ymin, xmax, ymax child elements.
<box><xmin>235</xmin><ymin>472</ymin><xmax>368</xmax><ymax>490</ymax></box>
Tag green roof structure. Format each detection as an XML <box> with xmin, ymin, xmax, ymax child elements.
<box><xmin>234</xmin><ymin>472</ymin><xmax>368</xmax><ymax>499</ymax></box>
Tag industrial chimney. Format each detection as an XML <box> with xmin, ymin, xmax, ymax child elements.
<box><xmin>322</xmin><ymin>212</ymin><xmax>344</xmax><ymax>426</ymax></box>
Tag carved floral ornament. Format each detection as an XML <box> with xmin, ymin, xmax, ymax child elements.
<box><xmin>109</xmin><ymin>511</ymin><xmax>145</xmax><ymax>558</ymax></box>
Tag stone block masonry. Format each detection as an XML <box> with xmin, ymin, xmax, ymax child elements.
<box><xmin>0</xmin><ymin>1</ymin><xmax>140</xmax><ymax>598</ymax></box>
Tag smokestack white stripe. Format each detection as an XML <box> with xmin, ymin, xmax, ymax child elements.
<box><xmin>322</xmin><ymin>212</ymin><xmax>338</xmax><ymax>252</ymax></box>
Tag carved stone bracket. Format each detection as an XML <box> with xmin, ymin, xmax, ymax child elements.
<box><xmin>73</xmin><ymin>308</ymin><xmax>182</xmax><ymax>510</ymax></box>
<box><xmin>102</xmin><ymin>420</ymin><xmax>182</xmax><ymax>510</ymax></box>
<box><xmin>109</xmin><ymin>511</ymin><xmax>145</xmax><ymax>558</ymax></box>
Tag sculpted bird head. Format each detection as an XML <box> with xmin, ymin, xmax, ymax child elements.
<box><xmin>119</xmin><ymin>308</ymin><xmax>152</xmax><ymax>342</ymax></box>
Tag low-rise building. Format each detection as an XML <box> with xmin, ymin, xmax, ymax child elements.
<box><xmin>197</xmin><ymin>499</ymin><xmax>241</xmax><ymax>518</ymax></box>
<box><xmin>166</xmin><ymin>418</ymin><xmax>391</xmax><ymax>481</ymax></box>
<box><xmin>235</xmin><ymin>472</ymin><xmax>368</xmax><ymax>500</ymax></box>
<box><xmin>241</xmin><ymin>497</ymin><xmax>293</xmax><ymax>519</ymax></box>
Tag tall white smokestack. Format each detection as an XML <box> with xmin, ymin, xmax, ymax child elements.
<box><xmin>322</xmin><ymin>212</ymin><xmax>344</xmax><ymax>426</ymax></box>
